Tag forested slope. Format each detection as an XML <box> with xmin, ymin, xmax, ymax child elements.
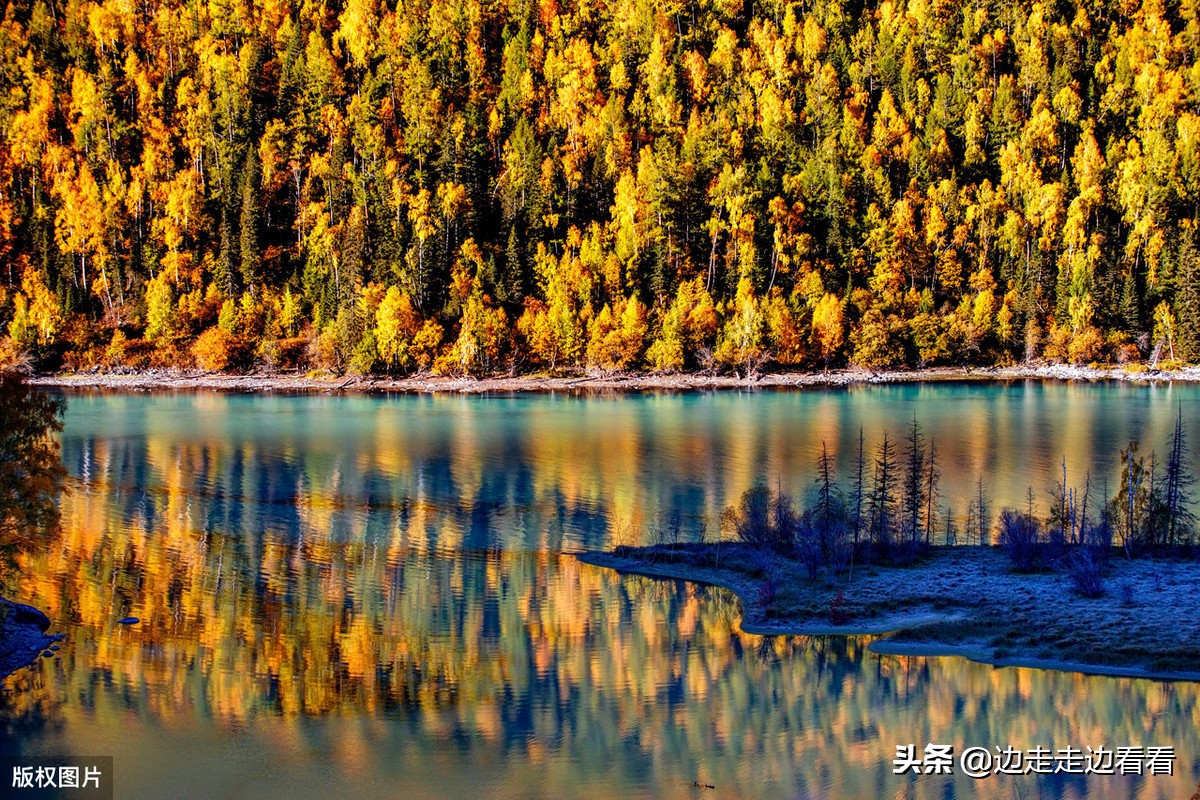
<box><xmin>1</xmin><ymin>0</ymin><xmax>1199</xmax><ymax>374</ymax></box>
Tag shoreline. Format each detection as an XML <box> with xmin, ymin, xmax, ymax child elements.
<box><xmin>26</xmin><ymin>362</ymin><xmax>1200</xmax><ymax>394</ymax></box>
<box><xmin>576</xmin><ymin>546</ymin><xmax>1200</xmax><ymax>683</ymax></box>
<box><xmin>0</xmin><ymin>598</ymin><xmax>60</xmax><ymax>681</ymax></box>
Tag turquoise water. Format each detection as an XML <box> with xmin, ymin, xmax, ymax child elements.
<box><xmin>2</xmin><ymin>382</ymin><xmax>1198</xmax><ymax>799</ymax></box>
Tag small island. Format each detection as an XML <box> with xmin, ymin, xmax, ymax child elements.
<box><xmin>578</xmin><ymin>543</ymin><xmax>1200</xmax><ymax>680</ymax></box>
<box><xmin>581</xmin><ymin>413</ymin><xmax>1200</xmax><ymax>682</ymax></box>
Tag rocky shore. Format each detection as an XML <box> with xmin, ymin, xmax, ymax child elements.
<box><xmin>0</xmin><ymin>598</ymin><xmax>60</xmax><ymax>681</ymax></box>
<box><xmin>27</xmin><ymin>362</ymin><xmax>1200</xmax><ymax>394</ymax></box>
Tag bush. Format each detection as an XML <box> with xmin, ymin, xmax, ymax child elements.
<box><xmin>828</xmin><ymin>591</ymin><xmax>851</xmax><ymax>625</ymax></box>
<box><xmin>193</xmin><ymin>327</ymin><xmax>234</xmax><ymax>371</ymax></box>
<box><xmin>1067</xmin><ymin>325</ymin><xmax>1104</xmax><ymax>364</ymax></box>
<box><xmin>874</xmin><ymin>538</ymin><xmax>931</xmax><ymax>566</ymax></box>
<box><xmin>411</xmin><ymin>319</ymin><xmax>444</xmax><ymax>371</ymax></box>
<box><xmin>119</xmin><ymin>337</ymin><xmax>156</xmax><ymax>369</ymax></box>
<box><xmin>797</xmin><ymin>502</ymin><xmax>852</xmax><ymax>577</ymax></box>
<box><xmin>192</xmin><ymin>327</ymin><xmax>253</xmax><ymax>371</ymax></box>
<box><xmin>275</xmin><ymin>337</ymin><xmax>311</xmax><ymax>370</ymax></box>
<box><xmin>105</xmin><ymin>329</ymin><xmax>128</xmax><ymax>367</ymax></box>
<box><xmin>795</xmin><ymin>512</ymin><xmax>824</xmax><ymax>579</ymax></box>
<box><xmin>0</xmin><ymin>336</ymin><xmax>25</xmax><ymax>369</ymax></box>
<box><xmin>722</xmin><ymin>486</ymin><xmax>797</xmax><ymax>553</ymax></box>
<box><xmin>60</xmin><ymin>313</ymin><xmax>105</xmax><ymax>369</ymax></box>
<box><xmin>1081</xmin><ymin>519</ymin><xmax>1113</xmax><ymax>552</ymax></box>
<box><xmin>999</xmin><ymin>509</ymin><xmax>1045</xmax><ymax>572</ymax></box>
<box><xmin>348</xmin><ymin>329</ymin><xmax>379</xmax><ymax>374</ymax></box>
<box><xmin>1115</xmin><ymin>342</ymin><xmax>1142</xmax><ymax>365</ymax></box>
<box><xmin>308</xmin><ymin>325</ymin><xmax>342</xmax><ymax>372</ymax></box>
<box><xmin>1067</xmin><ymin>548</ymin><xmax>1106</xmax><ymax>598</ymax></box>
<box><xmin>586</xmin><ymin>296</ymin><xmax>647</xmax><ymax>371</ymax></box>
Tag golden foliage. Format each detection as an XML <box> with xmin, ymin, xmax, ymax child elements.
<box><xmin>192</xmin><ymin>327</ymin><xmax>236</xmax><ymax>371</ymax></box>
<box><xmin>586</xmin><ymin>295</ymin><xmax>647</xmax><ymax>371</ymax></box>
<box><xmin>1</xmin><ymin>0</ymin><xmax>1198</xmax><ymax>373</ymax></box>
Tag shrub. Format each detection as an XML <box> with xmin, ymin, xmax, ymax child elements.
<box><xmin>1067</xmin><ymin>548</ymin><xmax>1105</xmax><ymax>598</ymax></box>
<box><xmin>758</xmin><ymin>574</ymin><xmax>775</xmax><ymax>612</ymax></box>
<box><xmin>797</xmin><ymin>502</ymin><xmax>852</xmax><ymax>577</ymax></box>
<box><xmin>374</xmin><ymin>286</ymin><xmax>422</xmax><ymax>371</ymax></box>
<box><xmin>192</xmin><ymin>327</ymin><xmax>252</xmax><ymax>371</ymax></box>
<box><xmin>450</xmin><ymin>293</ymin><xmax>509</xmax><ymax>375</ymax></box>
<box><xmin>722</xmin><ymin>486</ymin><xmax>797</xmax><ymax>553</ymax></box>
<box><xmin>849</xmin><ymin>307</ymin><xmax>901</xmax><ymax>368</ymax></box>
<box><xmin>1115</xmin><ymin>343</ymin><xmax>1142</xmax><ymax>365</ymax></box>
<box><xmin>119</xmin><ymin>337</ymin><xmax>156</xmax><ymax>369</ymax></box>
<box><xmin>60</xmin><ymin>313</ymin><xmax>105</xmax><ymax>369</ymax></box>
<box><xmin>411</xmin><ymin>319</ymin><xmax>444</xmax><ymax>371</ymax></box>
<box><xmin>999</xmin><ymin>509</ymin><xmax>1045</xmax><ymax>572</ymax></box>
<box><xmin>1081</xmin><ymin>518</ymin><xmax>1113</xmax><ymax>552</ymax></box>
<box><xmin>876</xmin><ymin>538</ymin><xmax>930</xmax><ymax>566</ymax></box>
<box><xmin>586</xmin><ymin>295</ymin><xmax>647</xmax><ymax>371</ymax></box>
<box><xmin>1067</xmin><ymin>325</ymin><xmax>1104</xmax><ymax>364</ymax></box>
<box><xmin>348</xmin><ymin>329</ymin><xmax>379</xmax><ymax>374</ymax></box>
<box><xmin>795</xmin><ymin>512</ymin><xmax>824</xmax><ymax>579</ymax></box>
<box><xmin>0</xmin><ymin>336</ymin><xmax>24</xmax><ymax>369</ymax></box>
<box><xmin>274</xmin><ymin>337</ymin><xmax>310</xmax><ymax>371</ymax></box>
<box><xmin>308</xmin><ymin>324</ymin><xmax>342</xmax><ymax>373</ymax></box>
<box><xmin>828</xmin><ymin>591</ymin><xmax>851</xmax><ymax>625</ymax></box>
<box><xmin>193</xmin><ymin>327</ymin><xmax>232</xmax><ymax>371</ymax></box>
<box><xmin>645</xmin><ymin>277</ymin><xmax>718</xmax><ymax>373</ymax></box>
<box><xmin>105</xmin><ymin>329</ymin><xmax>128</xmax><ymax>367</ymax></box>
<box><xmin>715</xmin><ymin>279</ymin><xmax>769</xmax><ymax>377</ymax></box>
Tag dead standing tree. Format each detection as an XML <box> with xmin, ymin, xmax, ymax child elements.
<box><xmin>1162</xmin><ymin>407</ymin><xmax>1197</xmax><ymax>546</ymax></box>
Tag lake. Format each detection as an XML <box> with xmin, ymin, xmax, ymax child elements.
<box><xmin>2</xmin><ymin>382</ymin><xmax>1198</xmax><ymax>798</ymax></box>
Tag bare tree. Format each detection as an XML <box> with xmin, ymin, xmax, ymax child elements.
<box><xmin>1077</xmin><ymin>469</ymin><xmax>1091</xmax><ymax>544</ymax></box>
<box><xmin>924</xmin><ymin>438</ymin><xmax>939</xmax><ymax>544</ymax></box>
<box><xmin>850</xmin><ymin>426</ymin><xmax>866</xmax><ymax>548</ymax></box>
<box><xmin>974</xmin><ymin>474</ymin><xmax>991</xmax><ymax>546</ymax></box>
<box><xmin>1049</xmin><ymin>455</ymin><xmax>1069</xmax><ymax>547</ymax></box>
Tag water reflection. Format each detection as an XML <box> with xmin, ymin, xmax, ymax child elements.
<box><xmin>0</xmin><ymin>374</ymin><xmax>66</xmax><ymax>577</ymax></box>
<box><xmin>48</xmin><ymin>384</ymin><xmax>1200</xmax><ymax>550</ymax></box>
<box><xmin>1</xmin><ymin>386</ymin><xmax>1198</xmax><ymax>798</ymax></box>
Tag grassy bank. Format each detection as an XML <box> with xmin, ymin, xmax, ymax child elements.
<box><xmin>577</xmin><ymin>544</ymin><xmax>1200</xmax><ymax>681</ymax></box>
<box><xmin>27</xmin><ymin>362</ymin><xmax>1200</xmax><ymax>394</ymax></box>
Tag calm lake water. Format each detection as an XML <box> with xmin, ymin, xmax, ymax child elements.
<box><xmin>3</xmin><ymin>382</ymin><xmax>1199</xmax><ymax>799</ymax></box>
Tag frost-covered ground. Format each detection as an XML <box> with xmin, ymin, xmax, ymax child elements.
<box><xmin>578</xmin><ymin>544</ymin><xmax>1200</xmax><ymax>680</ymax></box>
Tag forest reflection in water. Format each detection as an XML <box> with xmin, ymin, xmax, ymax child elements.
<box><xmin>1</xmin><ymin>387</ymin><xmax>1199</xmax><ymax>798</ymax></box>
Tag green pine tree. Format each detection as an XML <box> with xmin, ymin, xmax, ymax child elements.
<box><xmin>1177</xmin><ymin>231</ymin><xmax>1200</xmax><ymax>362</ymax></box>
<box><xmin>240</xmin><ymin>147</ymin><xmax>262</xmax><ymax>292</ymax></box>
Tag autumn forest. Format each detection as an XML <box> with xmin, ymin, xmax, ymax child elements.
<box><xmin>1</xmin><ymin>0</ymin><xmax>1200</xmax><ymax>375</ymax></box>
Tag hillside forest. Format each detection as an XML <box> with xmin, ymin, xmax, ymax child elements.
<box><xmin>2</xmin><ymin>0</ymin><xmax>1200</xmax><ymax>375</ymax></box>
